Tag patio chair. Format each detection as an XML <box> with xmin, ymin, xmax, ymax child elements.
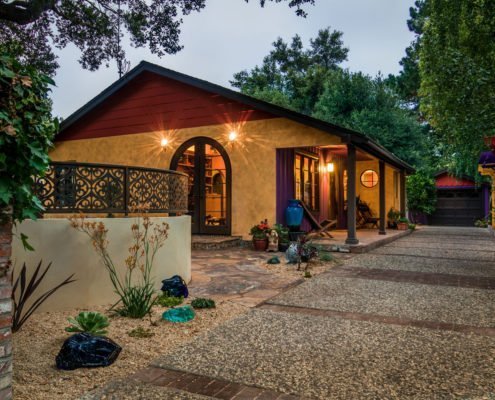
<box><xmin>357</xmin><ymin>201</ymin><xmax>380</xmax><ymax>229</ymax></box>
<box><xmin>298</xmin><ymin>200</ymin><xmax>337</xmax><ymax>238</ymax></box>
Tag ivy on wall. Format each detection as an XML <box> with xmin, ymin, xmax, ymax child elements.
<box><xmin>0</xmin><ymin>51</ymin><xmax>58</xmax><ymax>224</ymax></box>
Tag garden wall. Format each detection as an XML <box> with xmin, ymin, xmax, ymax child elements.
<box><xmin>11</xmin><ymin>216</ymin><xmax>191</xmax><ymax>312</ymax></box>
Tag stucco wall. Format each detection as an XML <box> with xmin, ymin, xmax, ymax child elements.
<box><xmin>11</xmin><ymin>216</ymin><xmax>191</xmax><ymax>312</ymax></box>
<box><xmin>356</xmin><ymin>160</ymin><xmax>401</xmax><ymax>220</ymax></box>
<box><xmin>51</xmin><ymin>117</ymin><xmax>341</xmax><ymax>238</ymax></box>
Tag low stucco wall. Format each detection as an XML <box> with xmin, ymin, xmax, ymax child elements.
<box><xmin>11</xmin><ymin>216</ymin><xmax>191</xmax><ymax>312</ymax></box>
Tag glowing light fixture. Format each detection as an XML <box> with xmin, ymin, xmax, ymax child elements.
<box><xmin>327</xmin><ymin>162</ymin><xmax>335</xmax><ymax>173</ymax></box>
<box><xmin>228</xmin><ymin>131</ymin><xmax>238</xmax><ymax>142</ymax></box>
<box><xmin>160</xmin><ymin>138</ymin><xmax>169</xmax><ymax>147</ymax></box>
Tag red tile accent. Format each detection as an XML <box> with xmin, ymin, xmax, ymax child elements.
<box><xmin>130</xmin><ymin>367</ymin><xmax>302</xmax><ymax>399</ymax></box>
<box><xmin>259</xmin><ymin>303</ymin><xmax>495</xmax><ymax>337</ymax></box>
<box><xmin>330</xmin><ymin>267</ymin><xmax>495</xmax><ymax>290</ymax></box>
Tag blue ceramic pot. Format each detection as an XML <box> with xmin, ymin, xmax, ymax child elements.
<box><xmin>285</xmin><ymin>199</ymin><xmax>303</xmax><ymax>228</ymax></box>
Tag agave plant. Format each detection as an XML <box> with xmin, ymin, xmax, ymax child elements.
<box><xmin>65</xmin><ymin>311</ymin><xmax>110</xmax><ymax>336</ymax></box>
<box><xmin>12</xmin><ymin>261</ymin><xmax>75</xmax><ymax>333</ymax></box>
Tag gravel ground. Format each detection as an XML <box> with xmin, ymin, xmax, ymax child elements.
<box><xmin>13</xmin><ymin>300</ymin><xmax>247</xmax><ymax>400</ymax></box>
<box><xmin>344</xmin><ymin>254</ymin><xmax>495</xmax><ymax>277</ymax></box>
<box><xmin>81</xmin><ymin>379</ymin><xmax>211</xmax><ymax>400</ymax></box>
<box><xmin>267</xmin><ymin>276</ymin><xmax>495</xmax><ymax>327</ymax></box>
<box><xmin>154</xmin><ymin>308</ymin><xmax>495</xmax><ymax>400</ymax></box>
<box><xmin>373</xmin><ymin>246</ymin><xmax>495</xmax><ymax>262</ymax></box>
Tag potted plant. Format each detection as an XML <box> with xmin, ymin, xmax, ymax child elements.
<box><xmin>273</xmin><ymin>223</ymin><xmax>290</xmax><ymax>252</ymax></box>
<box><xmin>387</xmin><ymin>207</ymin><xmax>400</xmax><ymax>229</ymax></box>
<box><xmin>249</xmin><ymin>219</ymin><xmax>270</xmax><ymax>251</ymax></box>
<box><xmin>397</xmin><ymin>217</ymin><xmax>409</xmax><ymax>230</ymax></box>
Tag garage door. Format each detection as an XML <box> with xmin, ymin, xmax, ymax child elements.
<box><xmin>430</xmin><ymin>189</ymin><xmax>484</xmax><ymax>226</ymax></box>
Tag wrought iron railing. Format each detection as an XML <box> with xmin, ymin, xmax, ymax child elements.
<box><xmin>34</xmin><ymin>161</ymin><xmax>189</xmax><ymax>215</ymax></box>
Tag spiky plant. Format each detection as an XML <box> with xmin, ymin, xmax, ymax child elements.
<box><xmin>65</xmin><ymin>311</ymin><xmax>110</xmax><ymax>335</ymax></box>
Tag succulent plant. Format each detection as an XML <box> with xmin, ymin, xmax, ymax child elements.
<box><xmin>155</xmin><ymin>294</ymin><xmax>184</xmax><ymax>308</ymax></box>
<box><xmin>191</xmin><ymin>298</ymin><xmax>216</xmax><ymax>309</ymax></box>
<box><xmin>65</xmin><ymin>311</ymin><xmax>110</xmax><ymax>336</ymax></box>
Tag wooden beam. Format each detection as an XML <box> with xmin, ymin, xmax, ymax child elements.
<box><xmin>379</xmin><ymin>160</ymin><xmax>386</xmax><ymax>235</ymax></box>
<box><xmin>400</xmin><ymin>171</ymin><xmax>406</xmax><ymax>218</ymax></box>
<box><xmin>345</xmin><ymin>144</ymin><xmax>359</xmax><ymax>245</ymax></box>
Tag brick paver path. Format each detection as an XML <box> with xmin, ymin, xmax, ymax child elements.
<box><xmin>86</xmin><ymin>226</ymin><xmax>495</xmax><ymax>399</ymax></box>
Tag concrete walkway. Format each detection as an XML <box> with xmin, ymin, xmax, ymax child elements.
<box><xmin>87</xmin><ymin>227</ymin><xmax>495</xmax><ymax>399</ymax></box>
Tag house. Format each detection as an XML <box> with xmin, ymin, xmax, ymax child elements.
<box><xmin>51</xmin><ymin>61</ymin><xmax>413</xmax><ymax>243</ymax></box>
<box><xmin>429</xmin><ymin>170</ymin><xmax>490</xmax><ymax>226</ymax></box>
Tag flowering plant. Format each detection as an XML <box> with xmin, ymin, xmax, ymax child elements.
<box><xmin>249</xmin><ymin>219</ymin><xmax>271</xmax><ymax>239</ymax></box>
<box><xmin>69</xmin><ymin>206</ymin><xmax>169</xmax><ymax>318</ymax></box>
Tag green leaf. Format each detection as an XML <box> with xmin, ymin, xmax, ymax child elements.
<box><xmin>0</xmin><ymin>180</ymin><xmax>12</xmax><ymax>205</ymax></box>
<box><xmin>20</xmin><ymin>233</ymin><xmax>34</xmax><ymax>252</ymax></box>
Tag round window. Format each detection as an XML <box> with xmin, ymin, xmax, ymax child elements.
<box><xmin>360</xmin><ymin>169</ymin><xmax>379</xmax><ymax>188</ymax></box>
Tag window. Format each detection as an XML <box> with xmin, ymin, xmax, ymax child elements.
<box><xmin>294</xmin><ymin>153</ymin><xmax>319</xmax><ymax>210</ymax></box>
<box><xmin>360</xmin><ymin>169</ymin><xmax>379</xmax><ymax>188</ymax></box>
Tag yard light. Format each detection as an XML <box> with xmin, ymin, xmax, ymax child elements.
<box><xmin>228</xmin><ymin>131</ymin><xmax>238</xmax><ymax>142</ymax></box>
<box><xmin>327</xmin><ymin>162</ymin><xmax>335</xmax><ymax>173</ymax></box>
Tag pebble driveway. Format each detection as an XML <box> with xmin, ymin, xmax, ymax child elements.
<box><xmin>86</xmin><ymin>226</ymin><xmax>495</xmax><ymax>399</ymax></box>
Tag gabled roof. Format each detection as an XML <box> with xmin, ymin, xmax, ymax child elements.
<box><xmin>59</xmin><ymin>61</ymin><xmax>414</xmax><ymax>173</ymax></box>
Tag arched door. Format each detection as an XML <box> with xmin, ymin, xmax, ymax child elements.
<box><xmin>170</xmin><ymin>137</ymin><xmax>231</xmax><ymax>235</ymax></box>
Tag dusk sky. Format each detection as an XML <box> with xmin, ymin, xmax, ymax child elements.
<box><xmin>50</xmin><ymin>0</ymin><xmax>416</xmax><ymax>119</ymax></box>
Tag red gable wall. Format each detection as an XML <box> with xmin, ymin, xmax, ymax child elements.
<box><xmin>435</xmin><ymin>172</ymin><xmax>475</xmax><ymax>188</ymax></box>
<box><xmin>57</xmin><ymin>71</ymin><xmax>276</xmax><ymax>141</ymax></box>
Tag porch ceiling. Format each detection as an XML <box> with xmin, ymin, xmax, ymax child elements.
<box><xmin>321</xmin><ymin>145</ymin><xmax>374</xmax><ymax>162</ymax></box>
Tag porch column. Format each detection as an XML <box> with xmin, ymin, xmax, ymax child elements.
<box><xmin>379</xmin><ymin>161</ymin><xmax>386</xmax><ymax>235</ymax></box>
<box><xmin>345</xmin><ymin>144</ymin><xmax>359</xmax><ymax>245</ymax></box>
<box><xmin>400</xmin><ymin>171</ymin><xmax>406</xmax><ymax>218</ymax></box>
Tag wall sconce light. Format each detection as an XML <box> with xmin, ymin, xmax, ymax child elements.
<box><xmin>327</xmin><ymin>162</ymin><xmax>335</xmax><ymax>173</ymax></box>
<box><xmin>160</xmin><ymin>138</ymin><xmax>169</xmax><ymax>148</ymax></box>
<box><xmin>228</xmin><ymin>131</ymin><xmax>238</xmax><ymax>142</ymax></box>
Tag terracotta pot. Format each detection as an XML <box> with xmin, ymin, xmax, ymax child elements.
<box><xmin>252</xmin><ymin>238</ymin><xmax>268</xmax><ymax>251</ymax></box>
<box><xmin>397</xmin><ymin>222</ymin><xmax>408</xmax><ymax>231</ymax></box>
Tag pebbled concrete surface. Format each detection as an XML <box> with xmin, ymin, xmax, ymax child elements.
<box><xmin>153</xmin><ymin>309</ymin><xmax>495</xmax><ymax>400</ymax></box>
<box><xmin>266</xmin><ymin>275</ymin><xmax>495</xmax><ymax>327</ymax></box>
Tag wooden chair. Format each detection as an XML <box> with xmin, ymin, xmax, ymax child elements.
<box><xmin>298</xmin><ymin>200</ymin><xmax>337</xmax><ymax>238</ymax></box>
<box><xmin>357</xmin><ymin>201</ymin><xmax>380</xmax><ymax>229</ymax></box>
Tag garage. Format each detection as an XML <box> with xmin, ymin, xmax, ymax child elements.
<box><xmin>429</xmin><ymin>171</ymin><xmax>490</xmax><ymax>226</ymax></box>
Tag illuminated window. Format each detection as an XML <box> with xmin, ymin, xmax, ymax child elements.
<box><xmin>294</xmin><ymin>153</ymin><xmax>319</xmax><ymax>210</ymax></box>
<box><xmin>360</xmin><ymin>169</ymin><xmax>379</xmax><ymax>188</ymax></box>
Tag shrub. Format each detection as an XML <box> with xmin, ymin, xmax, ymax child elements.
<box><xmin>406</xmin><ymin>171</ymin><xmax>437</xmax><ymax>216</ymax></box>
<box><xmin>12</xmin><ymin>261</ymin><xmax>75</xmax><ymax>333</ymax></box>
<box><xmin>128</xmin><ymin>326</ymin><xmax>154</xmax><ymax>338</ymax></box>
<box><xmin>319</xmin><ymin>252</ymin><xmax>334</xmax><ymax>262</ymax></box>
<box><xmin>65</xmin><ymin>311</ymin><xmax>109</xmax><ymax>336</ymax></box>
<box><xmin>191</xmin><ymin>298</ymin><xmax>216</xmax><ymax>309</ymax></box>
<box><xmin>70</xmin><ymin>211</ymin><xmax>170</xmax><ymax>318</ymax></box>
<box><xmin>475</xmin><ymin>219</ymin><xmax>488</xmax><ymax>228</ymax></box>
<box><xmin>156</xmin><ymin>294</ymin><xmax>184</xmax><ymax>308</ymax></box>
<box><xmin>408</xmin><ymin>223</ymin><xmax>417</xmax><ymax>230</ymax></box>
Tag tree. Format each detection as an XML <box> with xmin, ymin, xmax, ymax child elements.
<box><xmin>0</xmin><ymin>0</ymin><xmax>316</xmax><ymax>76</ymax></box>
<box><xmin>313</xmin><ymin>70</ymin><xmax>430</xmax><ymax>167</ymax></box>
<box><xmin>419</xmin><ymin>0</ymin><xmax>495</xmax><ymax>177</ymax></box>
<box><xmin>231</xmin><ymin>27</ymin><xmax>348</xmax><ymax>114</ymax></box>
<box><xmin>387</xmin><ymin>0</ymin><xmax>428</xmax><ymax>109</ymax></box>
<box><xmin>232</xmin><ymin>30</ymin><xmax>429</xmax><ymax>167</ymax></box>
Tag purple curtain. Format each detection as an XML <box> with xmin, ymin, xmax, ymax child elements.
<box><xmin>276</xmin><ymin>149</ymin><xmax>295</xmax><ymax>225</ymax></box>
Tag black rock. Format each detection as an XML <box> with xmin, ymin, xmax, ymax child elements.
<box><xmin>161</xmin><ymin>275</ymin><xmax>189</xmax><ymax>298</ymax></box>
<box><xmin>56</xmin><ymin>333</ymin><xmax>121</xmax><ymax>370</ymax></box>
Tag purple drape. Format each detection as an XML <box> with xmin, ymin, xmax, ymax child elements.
<box><xmin>276</xmin><ymin>149</ymin><xmax>295</xmax><ymax>225</ymax></box>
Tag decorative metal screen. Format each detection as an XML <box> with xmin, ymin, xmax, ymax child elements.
<box><xmin>34</xmin><ymin>162</ymin><xmax>188</xmax><ymax>215</ymax></box>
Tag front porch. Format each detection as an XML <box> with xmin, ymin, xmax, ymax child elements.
<box><xmin>276</xmin><ymin>143</ymin><xmax>409</xmax><ymax>244</ymax></box>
